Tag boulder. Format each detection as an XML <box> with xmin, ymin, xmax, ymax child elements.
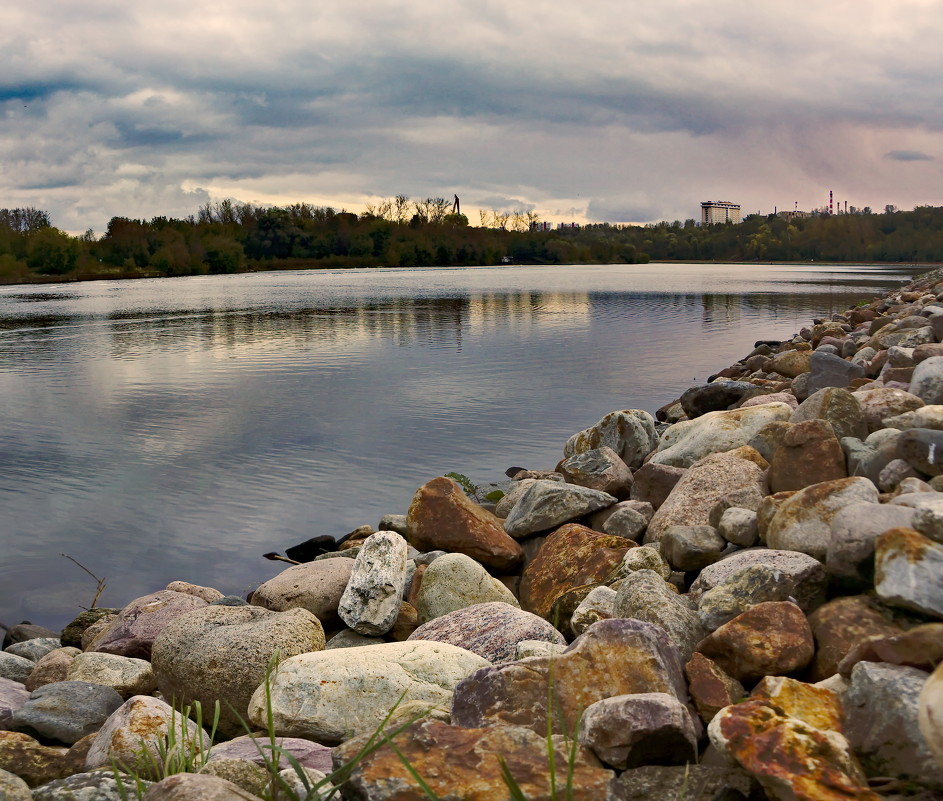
<box><xmin>5</xmin><ymin>639</ymin><xmax>61</xmax><ymax>663</ymax></box>
<box><xmin>629</xmin><ymin>463</ymin><xmax>686</xmax><ymax>509</ymax></box>
<box><xmin>588</xmin><ymin>501</ymin><xmax>650</xmax><ymax>541</ymax></box>
<box><xmin>0</xmin><ymin>655</ymin><xmax>33</xmax><ymax>685</ymax></box>
<box><xmin>898</xmin><ymin>427</ymin><xmax>943</xmax><ymax>476</ymax></box>
<box><xmin>578</xmin><ymin>692</ymin><xmax>698</xmax><ymax>769</ymax></box>
<box><xmin>649</xmin><ymin>403</ymin><xmax>793</xmax><ymax>468</ymax></box>
<box><xmin>806</xmin><ymin>349</ymin><xmax>865</xmax><ymax>395</ymax></box>
<box><xmin>60</xmin><ymin>608</ymin><xmax>120</xmax><ymax>649</ymax></box>
<box><xmin>405</xmin><ymin>477</ymin><xmax>523</xmax><ymax>571</ymax></box>
<box><xmin>844</xmin><ymin>661</ymin><xmax>943</xmax><ymax>787</ymax></box>
<box><xmin>684</xmin><ymin>653</ymin><xmax>745</xmax><ymax>724</ymax></box>
<box><xmin>839</xmin><ymin>623</ymin><xmax>943</xmax><ymax>677</ymax></box>
<box><xmin>790</xmin><ymin>387</ymin><xmax>868</xmax><ymax>441</ymax></box>
<box><xmin>207</xmin><ymin>733</ymin><xmax>332</xmax><ymax>774</ymax></box>
<box><xmin>853</xmin><ymin>386</ymin><xmax>925</xmax><ymax>433</ymax></box>
<box><xmin>84</xmin><ymin>695</ymin><xmax>211</xmax><ymax>776</ymax></box>
<box><xmin>139</xmin><ymin>773</ymin><xmax>262</xmax><ymax>800</ymax></box>
<box><xmin>920</xmin><ymin>661</ymin><xmax>943</xmax><ymax>771</ymax></box>
<box><xmin>768</xmin><ymin>419</ymin><xmax>847</xmax><ymax>493</ymax></box>
<box><xmin>658</xmin><ymin>525</ymin><xmax>726</xmax><ymax>572</ymax></box>
<box><xmin>768</xmin><ymin>351</ymin><xmax>813</xmax><ymax>380</ymax></box>
<box><xmin>247</xmin><ymin>641</ymin><xmax>489</xmax><ymax>743</ymax></box>
<box><xmin>695</xmin><ymin>601</ymin><xmax>814</xmax><ymax>682</ymax></box>
<box><xmin>558</xmin><ymin>446</ymin><xmax>634</xmax><ymax>498</ymax></box>
<box><xmin>716</xmin><ymin>507</ymin><xmax>759</xmax><ymax>547</ymax></box>
<box><xmin>11</xmin><ymin>681</ymin><xmax>122</xmax><ymax>745</ymax></box>
<box><xmin>826</xmin><ymin>501</ymin><xmax>917</xmax><ymax>589</ymax></box>
<box><xmin>408</xmin><ymin>602</ymin><xmax>565</xmax><ymax>663</ymax></box>
<box><xmin>450</xmin><ymin>618</ymin><xmax>690</xmax><ymax>736</ymax></box>
<box><xmin>247</xmin><ymin>558</ymin><xmax>353</xmax><ymax>627</ymax></box>
<box><xmin>23</xmin><ymin>648</ymin><xmax>80</xmax><ymax>692</ymax></box>
<box><xmin>646</xmin><ymin>450</ymin><xmax>767</xmax><ymax>543</ymax></box>
<box><xmin>806</xmin><ymin>595</ymin><xmax>905</xmax><ymax>682</ymax></box>
<box><xmin>332</xmin><ymin>719</ymin><xmax>613</xmax><ymax>801</ymax></box>
<box><xmin>151</xmin><ymin>604</ymin><xmax>324</xmax><ymax>736</ymax></box>
<box><xmin>65</xmin><ymin>652</ymin><xmax>156</xmax><ymax>698</ymax></box>
<box><xmin>680</xmin><ymin>381</ymin><xmax>761</xmax><ymax>416</ymax></box>
<box><xmin>750</xmin><ymin>675</ymin><xmax>843</xmax><ymax>732</ymax></box>
<box><xmin>765</xmin><ymin>476</ymin><xmax>880</xmax><ymax>561</ymax></box>
<box><xmin>874</xmin><ymin>527</ymin><xmax>943</xmax><ymax>617</ymax></box>
<box><xmin>607</xmin><ymin>765</ymin><xmax>752</xmax><ymax>801</ymax></box>
<box><xmin>337</xmin><ymin>530</ymin><xmax>409</xmax><ymax>636</ymax></box>
<box><xmin>570</xmin><ymin>586</ymin><xmax>617</xmax><ymax>637</ymax></box>
<box><xmin>613</xmin><ymin>570</ymin><xmax>705</xmax><ymax>662</ymax></box>
<box><xmin>697</xmin><ymin>564</ymin><xmax>795</xmax><ymax>632</ymax></box>
<box><xmin>708</xmin><ymin>699</ymin><xmax>874</xmax><ymax>801</ymax></box>
<box><xmin>0</xmin><ymin>678</ymin><xmax>29</xmax><ymax>732</ymax></box>
<box><xmin>0</xmin><ymin>731</ymin><xmax>69</xmax><ymax>788</ymax></box>
<box><xmin>911</xmin><ymin>355</ymin><xmax>943</xmax><ymax>405</ymax></box>
<box><xmin>0</xmin><ymin>768</ymin><xmax>31</xmax><ymax>801</ymax></box>
<box><xmin>87</xmin><ymin>590</ymin><xmax>209</xmax><ymax>660</ymax></box>
<box><xmin>503</xmin><ymin>480</ymin><xmax>617</xmax><ymax>538</ymax></box>
<box><xmin>518</xmin><ymin>524</ymin><xmax>634</xmax><ymax>620</ymax></box>
<box><xmin>413</xmin><ymin>553</ymin><xmax>519</xmax><ymax>623</ymax></box>
<box><xmin>689</xmin><ymin>549</ymin><xmax>827</xmax><ymax>612</ymax></box>
<box><xmin>563</xmin><ymin>409</ymin><xmax>658</xmax><ymax>469</ymax></box>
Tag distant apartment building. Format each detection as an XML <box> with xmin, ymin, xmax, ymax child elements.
<box><xmin>777</xmin><ymin>210</ymin><xmax>811</xmax><ymax>220</ymax></box>
<box><xmin>700</xmin><ymin>201</ymin><xmax>741</xmax><ymax>225</ymax></box>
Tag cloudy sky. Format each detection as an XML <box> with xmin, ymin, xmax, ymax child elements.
<box><xmin>2</xmin><ymin>0</ymin><xmax>942</xmax><ymax>234</ymax></box>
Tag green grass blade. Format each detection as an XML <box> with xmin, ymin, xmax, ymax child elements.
<box><xmin>497</xmin><ymin>755</ymin><xmax>528</xmax><ymax>801</ymax></box>
<box><xmin>388</xmin><ymin>741</ymin><xmax>440</xmax><ymax>800</ymax></box>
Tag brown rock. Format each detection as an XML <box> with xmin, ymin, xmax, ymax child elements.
<box><xmin>768</xmin><ymin>419</ymin><xmax>847</xmax><ymax>493</ymax></box>
<box><xmin>405</xmin><ymin>563</ymin><xmax>426</xmax><ymax>608</ymax></box>
<box><xmin>695</xmin><ymin>601</ymin><xmax>814</xmax><ymax>682</ymax></box>
<box><xmin>645</xmin><ymin>450</ymin><xmax>768</xmax><ymax>544</ymax></box>
<box><xmin>519</xmin><ymin>524</ymin><xmax>634</xmax><ymax>620</ymax></box>
<box><xmin>684</xmin><ymin>652</ymin><xmax>745</xmax><ymax>724</ymax></box>
<box><xmin>405</xmin><ymin>477</ymin><xmax>523</xmax><ymax>571</ymax></box>
<box><xmin>333</xmin><ymin>719</ymin><xmax>613</xmax><ymax>801</ymax></box>
<box><xmin>853</xmin><ymin>386</ymin><xmax>925</xmax><ymax>433</ymax></box>
<box><xmin>750</xmin><ymin>675</ymin><xmax>843</xmax><ymax>732</ymax></box>
<box><xmin>24</xmin><ymin>647</ymin><xmax>81</xmax><ymax>691</ymax></box>
<box><xmin>629</xmin><ymin>462</ymin><xmax>686</xmax><ymax>510</ymax></box>
<box><xmin>0</xmin><ymin>731</ymin><xmax>69</xmax><ymax>788</ymax></box>
<box><xmin>389</xmin><ymin>601</ymin><xmax>419</xmax><ymax>641</ymax></box>
<box><xmin>837</xmin><ymin>623</ymin><xmax>943</xmax><ymax>677</ymax></box>
<box><xmin>806</xmin><ymin>595</ymin><xmax>905</xmax><ymax>682</ymax></box>
<box><xmin>710</xmin><ymin>699</ymin><xmax>877</xmax><ymax>801</ymax></box>
<box><xmin>88</xmin><ymin>590</ymin><xmax>209</xmax><ymax>660</ymax></box>
<box><xmin>247</xmin><ymin>558</ymin><xmax>354</xmax><ymax>627</ymax></box>
<box><xmin>769</xmin><ymin>349</ymin><xmax>812</xmax><ymax>379</ymax></box>
<box><xmin>451</xmin><ymin>618</ymin><xmax>690</xmax><ymax>736</ymax></box>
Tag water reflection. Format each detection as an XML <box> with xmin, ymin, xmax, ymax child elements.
<box><xmin>0</xmin><ymin>263</ymin><xmax>920</xmax><ymax>628</ymax></box>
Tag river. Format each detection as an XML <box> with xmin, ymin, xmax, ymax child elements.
<box><xmin>0</xmin><ymin>262</ymin><xmax>920</xmax><ymax>629</ymax></box>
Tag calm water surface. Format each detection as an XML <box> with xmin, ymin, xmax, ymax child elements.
<box><xmin>0</xmin><ymin>262</ymin><xmax>920</xmax><ymax>628</ymax></box>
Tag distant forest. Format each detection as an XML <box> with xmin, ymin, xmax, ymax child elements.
<box><xmin>3</xmin><ymin>198</ymin><xmax>943</xmax><ymax>283</ymax></box>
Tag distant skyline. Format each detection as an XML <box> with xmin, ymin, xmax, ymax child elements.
<box><xmin>2</xmin><ymin>1</ymin><xmax>941</xmax><ymax>234</ymax></box>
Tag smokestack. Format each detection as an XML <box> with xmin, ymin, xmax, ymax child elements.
<box><xmin>830</xmin><ymin>190</ymin><xmax>833</xmax><ymax>215</ymax></box>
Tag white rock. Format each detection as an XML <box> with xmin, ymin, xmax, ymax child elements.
<box><xmin>414</xmin><ymin>553</ymin><xmax>519</xmax><ymax>623</ymax></box>
<box><xmin>649</xmin><ymin>403</ymin><xmax>793</xmax><ymax>468</ymax></box>
<box><xmin>338</xmin><ymin>531</ymin><xmax>409</xmax><ymax>636</ymax></box>
<box><xmin>247</xmin><ymin>642</ymin><xmax>489</xmax><ymax>743</ymax></box>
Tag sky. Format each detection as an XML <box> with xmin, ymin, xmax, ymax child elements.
<box><xmin>2</xmin><ymin>0</ymin><xmax>942</xmax><ymax>235</ymax></box>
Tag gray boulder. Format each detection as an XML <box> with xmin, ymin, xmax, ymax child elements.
<box><xmin>0</xmin><ymin>654</ymin><xmax>33</xmax><ymax>684</ymax></box>
<box><xmin>806</xmin><ymin>350</ymin><xmax>865</xmax><ymax>395</ymax></box>
<box><xmin>658</xmin><ymin>525</ymin><xmax>726</xmax><ymax>572</ymax></box>
<box><xmin>688</xmin><ymin>549</ymin><xmax>827</xmax><ymax>612</ymax></box>
<box><xmin>413</xmin><ymin>553</ymin><xmax>519</xmax><ymax>623</ymax></box>
<box><xmin>4</xmin><ymin>639</ymin><xmax>62</xmax><ymax>663</ymax></box>
<box><xmin>826</xmin><ymin>501</ymin><xmax>917</xmax><ymax>589</ymax></box>
<box><xmin>558</xmin><ymin>446</ymin><xmax>634</xmax><ymax>498</ymax></box>
<box><xmin>613</xmin><ymin>570</ymin><xmax>705</xmax><ymax>662</ymax></box>
<box><xmin>911</xmin><ymin>356</ymin><xmax>943</xmax><ymax>405</ymax></box>
<box><xmin>563</xmin><ymin>409</ymin><xmax>658</xmax><ymax>469</ymax></box>
<box><xmin>697</xmin><ymin>564</ymin><xmax>793</xmax><ymax>632</ymax></box>
<box><xmin>844</xmin><ymin>661</ymin><xmax>943</xmax><ymax>787</ymax></box>
<box><xmin>875</xmin><ymin>528</ymin><xmax>943</xmax><ymax>618</ymax></box>
<box><xmin>33</xmin><ymin>771</ymin><xmax>151</xmax><ymax>801</ymax></box>
<box><xmin>502</xmin><ymin>480</ymin><xmax>616</xmax><ymax>538</ymax></box>
<box><xmin>11</xmin><ymin>681</ymin><xmax>123</xmax><ymax>745</ymax></box>
<box><xmin>151</xmin><ymin>604</ymin><xmax>325</xmax><ymax>736</ymax></box>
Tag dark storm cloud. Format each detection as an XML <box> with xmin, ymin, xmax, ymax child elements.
<box><xmin>2</xmin><ymin>0</ymin><xmax>943</xmax><ymax>231</ymax></box>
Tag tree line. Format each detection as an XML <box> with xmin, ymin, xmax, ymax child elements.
<box><xmin>3</xmin><ymin>200</ymin><xmax>943</xmax><ymax>283</ymax></box>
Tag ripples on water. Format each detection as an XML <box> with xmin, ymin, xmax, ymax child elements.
<box><xmin>0</xmin><ymin>262</ymin><xmax>918</xmax><ymax>627</ymax></box>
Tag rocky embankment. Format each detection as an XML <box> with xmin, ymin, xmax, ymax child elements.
<box><xmin>5</xmin><ymin>271</ymin><xmax>943</xmax><ymax>801</ymax></box>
